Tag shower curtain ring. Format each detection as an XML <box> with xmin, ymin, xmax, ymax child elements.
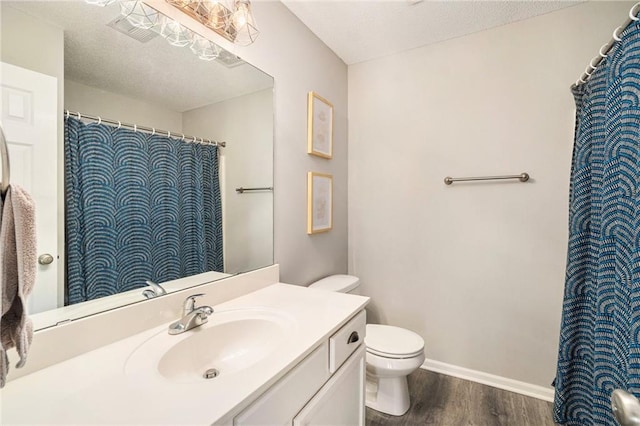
<box><xmin>181</xmin><ymin>134</ymin><xmax>185</xmax><ymax>141</ymax></box>
<box><xmin>65</xmin><ymin>110</ymin><xmax>69</xmax><ymax>119</ymax></box>
<box><xmin>117</xmin><ymin>121</ymin><xmax>121</xmax><ymax>129</ymax></box>
<box><xmin>151</xmin><ymin>128</ymin><xmax>155</xmax><ymax>135</ymax></box>
<box><xmin>168</xmin><ymin>131</ymin><xmax>171</xmax><ymax>138</ymax></box>
<box><xmin>630</xmin><ymin>3</ymin><xmax>640</xmax><ymax>21</ymax></box>
<box><xmin>97</xmin><ymin>116</ymin><xmax>102</xmax><ymax>125</ymax></box>
<box><xmin>77</xmin><ymin>112</ymin><xmax>82</xmax><ymax>119</ymax></box>
<box><xmin>134</xmin><ymin>124</ymin><xmax>137</xmax><ymax>132</ymax></box>
<box><xmin>599</xmin><ymin>44</ymin><xmax>609</xmax><ymax>58</ymax></box>
<box><xmin>613</xmin><ymin>27</ymin><xmax>623</xmax><ymax>41</ymax></box>
<box><xmin>589</xmin><ymin>57</ymin><xmax>600</xmax><ymax>69</ymax></box>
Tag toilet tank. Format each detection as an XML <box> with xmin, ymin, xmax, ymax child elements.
<box><xmin>308</xmin><ymin>274</ymin><xmax>361</xmax><ymax>295</ymax></box>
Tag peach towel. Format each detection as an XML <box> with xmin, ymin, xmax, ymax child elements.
<box><xmin>0</xmin><ymin>185</ymin><xmax>36</xmax><ymax>388</ymax></box>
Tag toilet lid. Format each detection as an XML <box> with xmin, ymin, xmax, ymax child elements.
<box><xmin>365</xmin><ymin>324</ymin><xmax>424</xmax><ymax>358</ymax></box>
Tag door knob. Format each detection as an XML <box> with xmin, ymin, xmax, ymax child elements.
<box><xmin>38</xmin><ymin>254</ymin><xmax>54</xmax><ymax>265</ymax></box>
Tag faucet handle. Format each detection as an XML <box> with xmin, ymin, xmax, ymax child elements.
<box><xmin>200</xmin><ymin>306</ymin><xmax>214</xmax><ymax>316</ymax></box>
<box><xmin>144</xmin><ymin>280</ymin><xmax>167</xmax><ymax>296</ymax></box>
<box><xmin>183</xmin><ymin>293</ymin><xmax>205</xmax><ymax>316</ymax></box>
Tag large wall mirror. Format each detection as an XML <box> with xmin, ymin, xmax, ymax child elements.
<box><xmin>0</xmin><ymin>1</ymin><xmax>274</xmax><ymax>330</ymax></box>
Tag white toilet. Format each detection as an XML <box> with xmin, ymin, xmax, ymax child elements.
<box><xmin>309</xmin><ymin>275</ymin><xmax>425</xmax><ymax>416</ymax></box>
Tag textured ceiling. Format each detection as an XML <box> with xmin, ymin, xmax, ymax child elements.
<box><xmin>281</xmin><ymin>0</ymin><xmax>582</xmax><ymax>65</ymax></box>
<box><xmin>6</xmin><ymin>1</ymin><xmax>273</xmax><ymax>112</ymax></box>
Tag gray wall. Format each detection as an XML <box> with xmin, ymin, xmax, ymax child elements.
<box><xmin>348</xmin><ymin>1</ymin><xmax>632</xmax><ymax>388</ymax></box>
<box><xmin>183</xmin><ymin>89</ymin><xmax>274</xmax><ymax>275</ymax></box>
<box><xmin>64</xmin><ymin>80</ymin><xmax>183</xmax><ymax>131</ymax></box>
<box><xmin>247</xmin><ymin>2</ymin><xmax>349</xmax><ymax>285</ymax></box>
<box><xmin>157</xmin><ymin>1</ymin><xmax>349</xmax><ymax>285</ymax></box>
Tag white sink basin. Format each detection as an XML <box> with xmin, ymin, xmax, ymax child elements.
<box><xmin>125</xmin><ymin>308</ymin><xmax>296</xmax><ymax>383</ymax></box>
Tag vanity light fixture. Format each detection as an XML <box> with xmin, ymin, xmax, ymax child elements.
<box><xmin>85</xmin><ymin>0</ymin><xmax>227</xmax><ymax>63</ymax></box>
<box><xmin>166</xmin><ymin>0</ymin><xmax>259</xmax><ymax>46</ymax></box>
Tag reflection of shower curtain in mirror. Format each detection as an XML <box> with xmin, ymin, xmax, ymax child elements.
<box><xmin>64</xmin><ymin>117</ymin><xmax>223</xmax><ymax>304</ymax></box>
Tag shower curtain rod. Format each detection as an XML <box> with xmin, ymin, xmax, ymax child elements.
<box><xmin>574</xmin><ymin>2</ymin><xmax>640</xmax><ymax>87</ymax></box>
<box><xmin>64</xmin><ymin>110</ymin><xmax>226</xmax><ymax>148</ymax></box>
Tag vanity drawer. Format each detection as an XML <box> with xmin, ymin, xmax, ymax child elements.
<box><xmin>329</xmin><ymin>310</ymin><xmax>366</xmax><ymax>373</ymax></box>
<box><xmin>234</xmin><ymin>342</ymin><xmax>330</xmax><ymax>426</ymax></box>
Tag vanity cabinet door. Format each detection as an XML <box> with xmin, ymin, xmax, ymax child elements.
<box><xmin>293</xmin><ymin>345</ymin><xmax>365</xmax><ymax>426</ymax></box>
<box><xmin>234</xmin><ymin>342</ymin><xmax>330</xmax><ymax>426</ymax></box>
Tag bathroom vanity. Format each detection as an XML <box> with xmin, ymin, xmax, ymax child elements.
<box><xmin>0</xmin><ymin>283</ymin><xmax>368</xmax><ymax>425</ymax></box>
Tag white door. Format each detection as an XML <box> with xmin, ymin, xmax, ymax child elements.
<box><xmin>0</xmin><ymin>61</ymin><xmax>59</xmax><ymax>314</ymax></box>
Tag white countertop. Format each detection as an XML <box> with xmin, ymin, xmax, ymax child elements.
<box><xmin>1</xmin><ymin>284</ymin><xmax>368</xmax><ymax>425</ymax></box>
<box><xmin>31</xmin><ymin>270</ymin><xmax>232</xmax><ymax>330</ymax></box>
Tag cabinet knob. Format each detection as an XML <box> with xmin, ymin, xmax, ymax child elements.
<box><xmin>348</xmin><ymin>331</ymin><xmax>360</xmax><ymax>344</ymax></box>
<box><xmin>38</xmin><ymin>254</ymin><xmax>54</xmax><ymax>265</ymax></box>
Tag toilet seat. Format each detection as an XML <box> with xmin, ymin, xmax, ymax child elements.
<box><xmin>367</xmin><ymin>346</ymin><xmax>424</xmax><ymax>359</ymax></box>
<box><xmin>365</xmin><ymin>324</ymin><xmax>424</xmax><ymax>359</ymax></box>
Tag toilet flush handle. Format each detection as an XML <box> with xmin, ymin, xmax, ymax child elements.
<box><xmin>348</xmin><ymin>331</ymin><xmax>360</xmax><ymax>344</ymax></box>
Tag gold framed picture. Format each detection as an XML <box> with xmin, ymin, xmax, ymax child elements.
<box><xmin>307</xmin><ymin>172</ymin><xmax>333</xmax><ymax>234</ymax></box>
<box><xmin>307</xmin><ymin>91</ymin><xmax>333</xmax><ymax>159</ymax></box>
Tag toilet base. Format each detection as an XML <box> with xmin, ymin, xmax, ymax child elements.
<box><xmin>365</xmin><ymin>373</ymin><xmax>411</xmax><ymax>416</ymax></box>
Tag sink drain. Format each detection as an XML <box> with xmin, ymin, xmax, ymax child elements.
<box><xmin>203</xmin><ymin>368</ymin><xmax>220</xmax><ymax>379</ymax></box>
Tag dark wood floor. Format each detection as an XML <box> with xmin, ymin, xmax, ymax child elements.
<box><xmin>366</xmin><ymin>369</ymin><xmax>555</xmax><ymax>426</ymax></box>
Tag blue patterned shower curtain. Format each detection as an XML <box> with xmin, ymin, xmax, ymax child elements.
<box><xmin>554</xmin><ymin>22</ymin><xmax>640</xmax><ymax>426</ymax></box>
<box><xmin>65</xmin><ymin>117</ymin><xmax>223</xmax><ymax>305</ymax></box>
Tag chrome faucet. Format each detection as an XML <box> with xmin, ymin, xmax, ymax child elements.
<box><xmin>168</xmin><ymin>294</ymin><xmax>214</xmax><ymax>335</ymax></box>
<box><xmin>142</xmin><ymin>280</ymin><xmax>167</xmax><ymax>299</ymax></box>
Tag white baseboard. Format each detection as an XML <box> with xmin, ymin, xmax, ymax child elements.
<box><xmin>420</xmin><ymin>359</ymin><xmax>555</xmax><ymax>402</ymax></box>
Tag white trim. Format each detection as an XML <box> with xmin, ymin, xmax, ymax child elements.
<box><xmin>421</xmin><ymin>359</ymin><xmax>554</xmax><ymax>402</ymax></box>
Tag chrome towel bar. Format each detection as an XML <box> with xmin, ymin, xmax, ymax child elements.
<box><xmin>444</xmin><ymin>173</ymin><xmax>530</xmax><ymax>185</ymax></box>
<box><xmin>0</xmin><ymin>125</ymin><xmax>10</xmax><ymax>196</ymax></box>
<box><xmin>235</xmin><ymin>187</ymin><xmax>273</xmax><ymax>194</ymax></box>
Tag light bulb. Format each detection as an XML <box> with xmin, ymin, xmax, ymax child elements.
<box><xmin>230</xmin><ymin>0</ymin><xmax>258</xmax><ymax>45</ymax></box>
<box><xmin>232</xmin><ymin>0</ymin><xmax>252</xmax><ymax>29</ymax></box>
<box><xmin>202</xmin><ymin>1</ymin><xmax>229</xmax><ymax>30</ymax></box>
